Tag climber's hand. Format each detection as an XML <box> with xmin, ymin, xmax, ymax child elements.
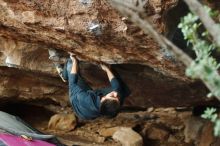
<box><xmin>70</xmin><ymin>55</ymin><xmax>78</xmax><ymax>74</ymax></box>
<box><xmin>69</xmin><ymin>53</ymin><xmax>77</xmax><ymax>64</ymax></box>
<box><xmin>100</xmin><ymin>64</ymin><xmax>110</xmax><ymax>72</ymax></box>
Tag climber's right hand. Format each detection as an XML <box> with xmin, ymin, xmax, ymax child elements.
<box><xmin>69</xmin><ymin>52</ymin><xmax>77</xmax><ymax>64</ymax></box>
<box><xmin>100</xmin><ymin>64</ymin><xmax>110</xmax><ymax>72</ymax></box>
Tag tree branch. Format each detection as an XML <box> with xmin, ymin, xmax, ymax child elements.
<box><xmin>108</xmin><ymin>0</ymin><xmax>193</xmax><ymax>66</ymax></box>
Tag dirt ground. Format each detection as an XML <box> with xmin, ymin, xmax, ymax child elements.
<box><xmin>0</xmin><ymin>102</ymin><xmax>200</xmax><ymax>146</ymax></box>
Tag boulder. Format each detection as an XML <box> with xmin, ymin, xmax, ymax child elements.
<box><xmin>48</xmin><ymin>113</ymin><xmax>77</xmax><ymax>132</ymax></box>
<box><xmin>182</xmin><ymin>116</ymin><xmax>220</xmax><ymax>145</ymax></box>
<box><xmin>98</xmin><ymin>127</ymin><xmax>120</xmax><ymax>137</ymax></box>
<box><xmin>0</xmin><ymin>0</ymin><xmax>216</xmax><ymax>108</ymax></box>
<box><xmin>183</xmin><ymin>116</ymin><xmax>206</xmax><ymax>144</ymax></box>
<box><xmin>0</xmin><ymin>40</ymin><xmax>210</xmax><ymax>107</ymax></box>
<box><xmin>145</xmin><ymin>126</ymin><xmax>169</xmax><ymax>141</ymax></box>
<box><xmin>112</xmin><ymin>127</ymin><xmax>143</xmax><ymax>146</ymax></box>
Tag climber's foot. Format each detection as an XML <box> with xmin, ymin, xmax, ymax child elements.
<box><xmin>54</xmin><ymin>63</ymin><xmax>67</xmax><ymax>82</ymax></box>
<box><xmin>49</xmin><ymin>49</ymin><xmax>66</xmax><ymax>64</ymax></box>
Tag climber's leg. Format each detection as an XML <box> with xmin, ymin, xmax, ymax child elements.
<box><xmin>48</xmin><ymin>48</ymin><xmax>67</xmax><ymax>82</ymax></box>
<box><xmin>64</xmin><ymin>58</ymin><xmax>92</xmax><ymax>91</ymax></box>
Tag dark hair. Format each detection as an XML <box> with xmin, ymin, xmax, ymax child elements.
<box><xmin>100</xmin><ymin>99</ymin><xmax>120</xmax><ymax>118</ymax></box>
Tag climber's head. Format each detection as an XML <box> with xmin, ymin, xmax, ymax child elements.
<box><xmin>100</xmin><ymin>91</ymin><xmax>120</xmax><ymax>118</ymax></box>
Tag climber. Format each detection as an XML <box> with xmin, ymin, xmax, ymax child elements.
<box><xmin>48</xmin><ymin>49</ymin><xmax>130</xmax><ymax>120</ymax></box>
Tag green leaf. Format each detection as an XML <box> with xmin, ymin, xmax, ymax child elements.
<box><xmin>214</xmin><ymin>120</ymin><xmax>220</xmax><ymax>136</ymax></box>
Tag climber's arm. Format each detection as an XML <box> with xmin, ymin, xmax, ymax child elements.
<box><xmin>68</xmin><ymin>55</ymin><xmax>80</xmax><ymax>93</ymax></box>
<box><xmin>71</xmin><ymin>55</ymin><xmax>78</xmax><ymax>74</ymax></box>
<box><xmin>101</xmin><ymin>64</ymin><xmax>114</xmax><ymax>81</ymax></box>
<box><xmin>67</xmin><ymin>55</ymin><xmax>78</xmax><ymax>85</ymax></box>
<box><xmin>101</xmin><ymin>64</ymin><xmax>121</xmax><ymax>91</ymax></box>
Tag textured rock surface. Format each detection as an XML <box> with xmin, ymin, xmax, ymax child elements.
<box><xmin>0</xmin><ymin>0</ymin><xmax>183</xmax><ymax>77</ymax></box>
<box><xmin>48</xmin><ymin>113</ymin><xmax>77</xmax><ymax>131</ymax></box>
<box><xmin>145</xmin><ymin>126</ymin><xmax>169</xmax><ymax>141</ymax></box>
<box><xmin>0</xmin><ymin>0</ymin><xmax>216</xmax><ymax>107</ymax></box>
<box><xmin>98</xmin><ymin>126</ymin><xmax>120</xmax><ymax>137</ymax></box>
<box><xmin>0</xmin><ymin>43</ymin><xmax>210</xmax><ymax>107</ymax></box>
<box><xmin>113</xmin><ymin>127</ymin><xmax>143</xmax><ymax>146</ymax></box>
<box><xmin>183</xmin><ymin>116</ymin><xmax>220</xmax><ymax>146</ymax></box>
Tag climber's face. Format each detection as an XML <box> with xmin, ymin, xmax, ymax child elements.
<box><xmin>100</xmin><ymin>91</ymin><xmax>120</xmax><ymax>103</ymax></box>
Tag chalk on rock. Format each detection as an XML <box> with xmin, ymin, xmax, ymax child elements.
<box><xmin>79</xmin><ymin>0</ymin><xmax>92</xmax><ymax>5</ymax></box>
<box><xmin>5</xmin><ymin>56</ymin><xmax>19</xmax><ymax>68</ymax></box>
<box><xmin>112</xmin><ymin>127</ymin><xmax>143</xmax><ymax>146</ymax></box>
<box><xmin>88</xmin><ymin>21</ymin><xmax>103</xmax><ymax>36</ymax></box>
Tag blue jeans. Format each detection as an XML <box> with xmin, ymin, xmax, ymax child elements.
<box><xmin>63</xmin><ymin>59</ymin><xmax>92</xmax><ymax>91</ymax></box>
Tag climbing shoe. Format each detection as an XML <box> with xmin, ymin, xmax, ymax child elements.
<box><xmin>54</xmin><ymin>63</ymin><xmax>67</xmax><ymax>82</ymax></box>
<box><xmin>48</xmin><ymin>48</ymin><xmax>66</xmax><ymax>64</ymax></box>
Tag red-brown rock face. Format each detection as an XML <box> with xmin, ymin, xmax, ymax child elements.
<box><xmin>0</xmin><ymin>0</ymin><xmax>215</xmax><ymax>107</ymax></box>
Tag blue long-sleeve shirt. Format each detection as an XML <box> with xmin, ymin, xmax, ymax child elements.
<box><xmin>68</xmin><ymin>73</ymin><xmax>124</xmax><ymax>120</ymax></box>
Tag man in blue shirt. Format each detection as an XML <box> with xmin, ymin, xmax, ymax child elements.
<box><xmin>49</xmin><ymin>49</ymin><xmax>130</xmax><ymax>120</ymax></box>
